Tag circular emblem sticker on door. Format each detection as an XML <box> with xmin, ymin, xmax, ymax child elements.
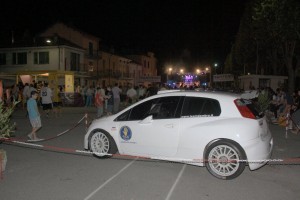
<box><xmin>120</xmin><ymin>126</ymin><xmax>132</xmax><ymax>141</ymax></box>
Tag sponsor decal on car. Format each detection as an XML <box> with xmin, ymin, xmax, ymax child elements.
<box><xmin>181</xmin><ymin>114</ymin><xmax>214</xmax><ymax>118</ymax></box>
<box><xmin>120</xmin><ymin>126</ymin><xmax>132</xmax><ymax>141</ymax></box>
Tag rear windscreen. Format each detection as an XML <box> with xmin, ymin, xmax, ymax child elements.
<box><xmin>238</xmin><ymin>99</ymin><xmax>264</xmax><ymax>119</ymax></box>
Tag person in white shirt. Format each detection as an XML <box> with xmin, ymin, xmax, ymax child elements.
<box><xmin>126</xmin><ymin>84</ymin><xmax>137</xmax><ymax>105</ymax></box>
<box><xmin>138</xmin><ymin>85</ymin><xmax>146</xmax><ymax>100</ymax></box>
<box><xmin>28</xmin><ymin>84</ymin><xmax>37</xmax><ymax>98</ymax></box>
<box><xmin>99</xmin><ymin>85</ymin><xmax>107</xmax><ymax>111</ymax></box>
<box><xmin>22</xmin><ymin>83</ymin><xmax>30</xmax><ymax>108</ymax></box>
<box><xmin>40</xmin><ymin>83</ymin><xmax>53</xmax><ymax>117</ymax></box>
<box><xmin>112</xmin><ymin>83</ymin><xmax>122</xmax><ymax>113</ymax></box>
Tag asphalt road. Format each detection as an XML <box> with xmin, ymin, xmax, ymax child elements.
<box><xmin>0</xmin><ymin>107</ymin><xmax>300</xmax><ymax>200</ymax></box>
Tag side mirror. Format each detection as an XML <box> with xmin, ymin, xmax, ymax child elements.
<box><xmin>139</xmin><ymin>115</ymin><xmax>153</xmax><ymax>124</ymax></box>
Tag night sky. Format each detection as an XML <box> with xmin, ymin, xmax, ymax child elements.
<box><xmin>1</xmin><ymin>0</ymin><xmax>246</xmax><ymax>69</ymax></box>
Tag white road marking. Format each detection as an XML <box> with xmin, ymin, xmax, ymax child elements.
<box><xmin>165</xmin><ymin>164</ymin><xmax>186</xmax><ymax>200</ymax></box>
<box><xmin>83</xmin><ymin>159</ymin><xmax>136</xmax><ymax>200</ymax></box>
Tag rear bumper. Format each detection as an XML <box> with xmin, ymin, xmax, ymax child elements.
<box><xmin>244</xmin><ymin>136</ymin><xmax>273</xmax><ymax>170</ymax></box>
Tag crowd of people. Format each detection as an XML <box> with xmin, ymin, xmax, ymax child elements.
<box><xmin>1</xmin><ymin>81</ymin><xmax>161</xmax><ymax>117</ymax></box>
<box><xmin>262</xmin><ymin>87</ymin><xmax>300</xmax><ymax>134</ymax></box>
<box><xmin>1</xmin><ymin>81</ymin><xmax>299</xmax><ymax>135</ymax></box>
<box><xmin>1</xmin><ymin>81</ymin><xmax>63</xmax><ymax>117</ymax></box>
<box><xmin>75</xmin><ymin>83</ymin><xmax>159</xmax><ymax>117</ymax></box>
<box><xmin>0</xmin><ymin>81</ymin><xmax>64</xmax><ymax>141</ymax></box>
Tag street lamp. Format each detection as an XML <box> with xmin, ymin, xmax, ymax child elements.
<box><xmin>167</xmin><ymin>67</ymin><xmax>173</xmax><ymax>82</ymax></box>
<box><xmin>195</xmin><ymin>69</ymin><xmax>201</xmax><ymax>86</ymax></box>
<box><xmin>214</xmin><ymin>63</ymin><xmax>218</xmax><ymax>74</ymax></box>
<box><xmin>212</xmin><ymin>63</ymin><xmax>218</xmax><ymax>88</ymax></box>
<box><xmin>203</xmin><ymin>67</ymin><xmax>209</xmax><ymax>89</ymax></box>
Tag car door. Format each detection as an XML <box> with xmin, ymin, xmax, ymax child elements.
<box><xmin>177</xmin><ymin>96</ymin><xmax>222</xmax><ymax>159</ymax></box>
<box><xmin>117</xmin><ymin>96</ymin><xmax>183</xmax><ymax>157</ymax></box>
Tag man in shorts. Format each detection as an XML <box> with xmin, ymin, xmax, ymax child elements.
<box><xmin>27</xmin><ymin>91</ymin><xmax>42</xmax><ymax>141</ymax></box>
<box><xmin>41</xmin><ymin>82</ymin><xmax>53</xmax><ymax>117</ymax></box>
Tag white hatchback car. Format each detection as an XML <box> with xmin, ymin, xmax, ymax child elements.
<box><xmin>84</xmin><ymin>90</ymin><xmax>273</xmax><ymax>180</ymax></box>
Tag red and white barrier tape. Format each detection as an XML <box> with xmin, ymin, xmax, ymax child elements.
<box><xmin>1</xmin><ymin>112</ymin><xmax>300</xmax><ymax>168</ymax></box>
<box><xmin>2</xmin><ymin>139</ymin><xmax>300</xmax><ymax>165</ymax></box>
<box><xmin>1</xmin><ymin>113</ymin><xmax>88</xmax><ymax>143</ymax></box>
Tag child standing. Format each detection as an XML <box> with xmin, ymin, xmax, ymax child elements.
<box><xmin>27</xmin><ymin>91</ymin><xmax>42</xmax><ymax>141</ymax></box>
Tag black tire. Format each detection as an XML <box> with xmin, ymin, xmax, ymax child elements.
<box><xmin>204</xmin><ymin>140</ymin><xmax>246</xmax><ymax>180</ymax></box>
<box><xmin>89</xmin><ymin>131</ymin><xmax>117</xmax><ymax>158</ymax></box>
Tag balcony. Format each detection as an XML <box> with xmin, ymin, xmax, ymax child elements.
<box><xmin>85</xmin><ymin>50</ymin><xmax>100</xmax><ymax>60</ymax></box>
<box><xmin>91</xmin><ymin>70</ymin><xmax>133</xmax><ymax>79</ymax></box>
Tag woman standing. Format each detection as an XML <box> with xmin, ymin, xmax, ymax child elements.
<box><xmin>94</xmin><ymin>87</ymin><xmax>104</xmax><ymax>118</ymax></box>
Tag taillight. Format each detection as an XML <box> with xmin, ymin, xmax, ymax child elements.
<box><xmin>234</xmin><ymin>99</ymin><xmax>256</xmax><ymax>119</ymax></box>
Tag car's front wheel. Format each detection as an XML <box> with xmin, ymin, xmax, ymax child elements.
<box><xmin>205</xmin><ymin>140</ymin><xmax>246</xmax><ymax>180</ymax></box>
<box><xmin>89</xmin><ymin>131</ymin><xmax>117</xmax><ymax>158</ymax></box>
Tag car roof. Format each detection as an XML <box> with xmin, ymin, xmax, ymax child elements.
<box><xmin>112</xmin><ymin>89</ymin><xmax>243</xmax><ymax>119</ymax></box>
<box><xmin>156</xmin><ymin>90</ymin><xmax>241</xmax><ymax>100</ymax></box>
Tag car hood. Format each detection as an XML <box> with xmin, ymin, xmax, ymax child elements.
<box><xmin>92</xmin><ymin>115</ymin><xmax>115</xmax><ymax>124</ymax></box>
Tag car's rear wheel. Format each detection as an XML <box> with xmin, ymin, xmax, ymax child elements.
<box><xmin>205</xmin><ymin>140</ymin><xmax>246</xmax><ymax>180</ymax></box>
<box><xmin>89</xmin><ymin>131</ymin><xmax>117</xmax><ymax>158</ymax></box>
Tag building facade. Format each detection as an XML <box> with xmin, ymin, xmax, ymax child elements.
<box><xmin>39</xmin><ymin>23</ymin><xmax>158</xmax><ymax>88</ymax></box>
<box><xmin>39</xmin><ymin>22</ymin><xmax>101</xmax><ymax>87</ymax></box>
<box><xmin>0</xmin><ymin>35</ymin><xmax>85</xmax><ymax>87</ymax></box>
<box><xmin>0</xmin><ymin>22</ymin><xmax>158</xmax><ymax>89</ymax></box>
<box><xmin>239</xmin><ymin>74</ymin><xmax>288</xmax><ymax>91</ymax></box>
<box><xmin>94</xmin><ymin>51</ymin><xmax>142</xmax><ymax>88</ymax></box>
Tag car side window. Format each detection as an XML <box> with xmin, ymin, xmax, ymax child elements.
<box><xmin>115</xmin><ymin>99</ymin><xmax>157</xmax><ymax>121</ymax></box>
<box><xmin>116</xmin><ymin>96</ymin><xmax>182</xmax><ymax>121</ymax></box>
<box><xmin>181</xmin><ymin>97</ymin><xmax>221</xmax><ymax>117</ymax></box>
<box><xmin>150</xmin><ymin>96</ymin><xmax>182</xmax><ymax>119</ymax></box>
<box><xmin>128</xmin><ymin>98</ymin><xmax>158</xmax><ymax>121</ymax></box>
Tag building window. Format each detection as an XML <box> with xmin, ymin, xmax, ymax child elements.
<box><xmin>103</xmin><ymin>60</ymin><xmax>106</xmax><ymax>69</ymax></box>
<box><xmin>34</xmin><ymin>52</ymin><xmax>49</xmax><ymax>64</ymax></box>
<box><xmin>0</xmin><ymin>53</ymin><xmax>6</xmax><ymax>65</ymax></box>
<box><xmin>70</xmin><ymin>52</ymin><xmax>80</xmax><ymax>71</ymax></box>
<box><xmin>88</xmin><ymin>61</ymin><xmax>94</xmax><ymax>72</ymax></box>
<box><xmin>89</xmin><ymin>42</ymin><xmax>93</xmax><ymax>56</ymax></box>
<box><xmin>13</xmin><ymin>52</ymin><xmax>27</xmax><ymax>65</ymax></box>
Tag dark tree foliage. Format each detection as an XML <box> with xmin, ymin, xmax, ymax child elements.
<box><xmin>230</xmin><ymin>0</ymin><xmax>300</xmax><ymax>92</ymax></box>
<box><xmin>252</xmin><ymin>0</ymin><xmax>300</xmax><ymax>92</ymax></box>
<box><xmin>233</xmin><ymin>2</ymin><xmax>256</xmax><ymax>73</ymax></box>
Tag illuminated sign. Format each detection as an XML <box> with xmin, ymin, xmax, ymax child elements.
<box><xmin>213</xmin><ymin>74</ymin><xmax>234</xmax><ymax>82</ymax></box>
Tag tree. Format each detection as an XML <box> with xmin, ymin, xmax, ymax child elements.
<box><xmin>0</xmin><ymin>101</ymin><xmax>17</xmax><ymax>139</ymax></box>
<box><xmin>252</xmin><ymin>0</ymin><xmax>300</xmax><ymax>93</ymax></box>
<box><xmin>233</xmin><ymin>2</ymin><xmax>257</xmax><ymax>75</ymax></box>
